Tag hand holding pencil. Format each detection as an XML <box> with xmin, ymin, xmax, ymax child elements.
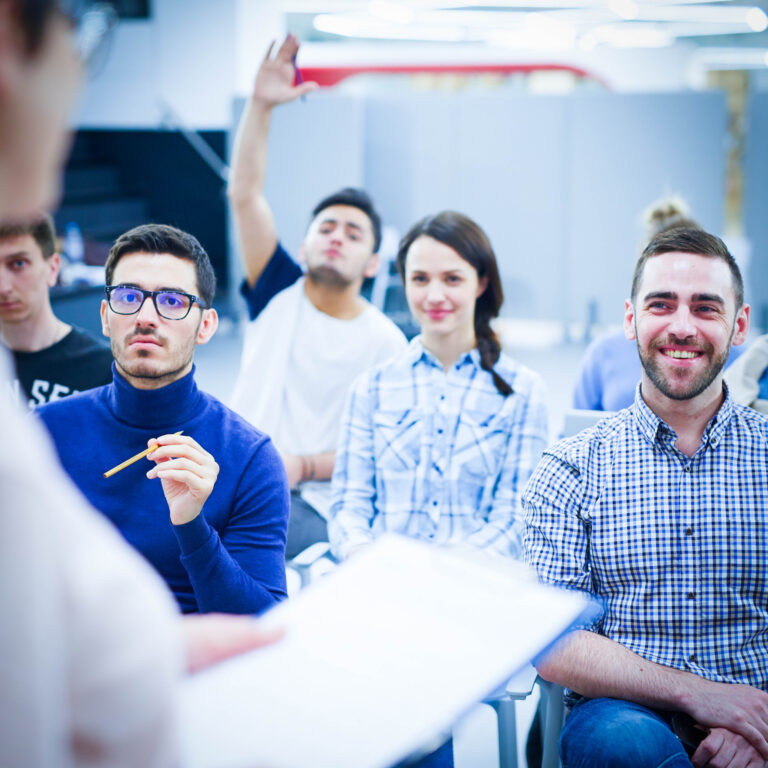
<box><xmin>145</xmin><ymin>433</ymin><xmax>220</xmax><ymax>526</ymax></box>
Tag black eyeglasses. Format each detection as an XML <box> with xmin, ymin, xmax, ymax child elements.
<box><xmin>105</xmin><ymin>285</ymin><xmax>208</xmax><ymax>321</ymax></box>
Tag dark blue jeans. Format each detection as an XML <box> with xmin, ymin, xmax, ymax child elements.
<box><xmin>560</xmin><ymin>698</ymin><xmax>693</xmax><ymax>768</ymax></box>
<box><xmin>396</xmin><ymin>737</ymin><xmax>454</xmax><ymax>768</ymax></box>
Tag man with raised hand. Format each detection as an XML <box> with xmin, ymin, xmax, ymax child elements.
<box><xmin>0</xmin><ymin>213</ymin><xmax>113</xmax><ymax>408</ymax></box>
<box><xmin>524</xmin><ymin>228</ymin><xmax>768</xmax><ymax>768</ymax></box>
<box><xmin>228</xmin><ymin>35</ymin><xmax>406</xmax><ymax>558</ymax></box>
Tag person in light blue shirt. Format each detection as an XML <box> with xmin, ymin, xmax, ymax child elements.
<box><xmin>330</xmin><ymin>211</ymin><xmax>548</xmax><ymax>561</ymax></box>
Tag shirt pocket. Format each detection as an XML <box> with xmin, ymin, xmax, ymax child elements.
<box><xmin>453</xmin><ymin>409</ymin><xmax>511</xmax><ymax>480</ymax></box>
<box><xmin>373</xmin><ymin>408</ymin><xmax>423</xmax><ymax>472</ymax></box>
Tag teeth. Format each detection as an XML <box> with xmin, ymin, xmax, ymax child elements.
<box><xmin>663</xmin><ymin>350</ymin><xmax>698</xmax><ymax>359</ymax></box>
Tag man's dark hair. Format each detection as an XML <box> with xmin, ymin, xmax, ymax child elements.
<box><xmin>631</xmin><ymin>227</ymin><xmax>744</xmax><ymax>309</ymax></box>
<box><xmin>105</xmin><ymin>223</ymin><xmax>217</xmax><ymax>307</ymax></box>
<box><xmin>0</xmin><ymin>212</ymin><xmax>57</xmax><ymax>258</ymax></box>
<box><xmin>12</xmin><ymin>0</ymin><xmax>57</xmax><ymax>55</ymax></box>
<box><xmin>311</xmin><ymin>187</ymin><xmax>382</xmax><ymax>253</ymax></box>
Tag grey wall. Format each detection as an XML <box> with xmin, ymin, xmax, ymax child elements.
<box><xmin>745</xmin><ymin>92</ymin><xmax>768</xmax><ymax>330</ymax></box>
<box><xmin>230</xmin><ymin>90</ymin><xmax>728</xmax><ymax>327</ymax></box>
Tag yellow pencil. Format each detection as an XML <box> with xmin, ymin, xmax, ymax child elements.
<box><xmin>103</xmin><ymin>431</ymin><xmax>184</xmax><ymax>479</ymax></box>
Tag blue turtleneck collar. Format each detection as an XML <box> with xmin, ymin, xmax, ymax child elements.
<box><xmin>105</xmin><ymin>363</ymin><xmax>204</xmax><ymax>430</ymax></box>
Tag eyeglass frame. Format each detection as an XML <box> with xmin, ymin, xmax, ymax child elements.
<box><xmin>105</xmin><ymin>284</ymin><xmax>209</xmax><ymax>321</ymax></box>
<box><xmin>60</xmin><ymin>1</ymin><xmax>118</xmax><ymax>73</ymax></box>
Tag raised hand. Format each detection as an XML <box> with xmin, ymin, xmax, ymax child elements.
<box><xmin>252</xmin><ymin>34</ymin><xmax>317</xmax><ymax>108</ymax></box>
<box><xmin>146</xmin><ymin>433</ymin><xmax>220</xmax><ymax>525</ymax></box>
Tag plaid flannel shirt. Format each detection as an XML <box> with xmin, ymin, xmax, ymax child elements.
<box><xmin>330</xmin><ymin>337</ymin><xmax>548</xmax><ymax>560</ymax></box>
<box><xmin>523</xmin><ymin>385</ymin><xmax>768</xmax><ymax>691</ymax></box>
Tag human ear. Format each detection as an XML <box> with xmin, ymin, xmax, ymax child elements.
<box><xmin>46</xmin><ymin>252</ymin><xmax>61</xmax><ymax>288</ymax></box>
<box><xmin>195</xmin><ymin>308</ymin><xmax>219</xmax><ymax>346</ymax></box>
<box><xmin>732</xmin><ymin>304</ymin><xmax>750</xmax><ymax>346</ymax></box>
<box><xmin>363</xmin><ymin>252</ymin><xmax>380</xmax><ymax>279</ymax></box>
<box><xmin>623</xmin><ymin>298</ymin><xmax>636</xmax><ymax>340</ymax></box>
<box><xmin>100</xmin><ymin>299</ymin><xmax>110</xmax><ymax>339</ymax></box>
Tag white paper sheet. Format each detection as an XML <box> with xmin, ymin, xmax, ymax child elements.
<box><xmin>180</xmin><ymin>535</ymin><xmax>593</xmax><ymax>768</ymax></box>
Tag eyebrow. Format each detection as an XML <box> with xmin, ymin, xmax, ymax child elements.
<box><xmin>642</xmin><ymin>290</ymin><xmax>726</xmax><ymax>305</ymax></box>
<box><xmin>117</xmin><ymin>282</ymin><xmax>192</xmax><ymax>294</ymax></box>
<box><xmin>0</xmin><ymin>250</ymin><xmax>30</xmax><ymax>261</ymax></box>
<box><xmin>319</xmin><ymin>218</ymin><xmax>363</xmax><ymax>233</ymax></box>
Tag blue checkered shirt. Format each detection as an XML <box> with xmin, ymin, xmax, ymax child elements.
<box><xmin>329</xmin><ymin>337</ymin><xmax>548</xmax><ymax>559</ymax></box>
<box><xmin>523</xmin><ymin>385</ymin><xmax>768</xmax><ymax>691</ymax></box>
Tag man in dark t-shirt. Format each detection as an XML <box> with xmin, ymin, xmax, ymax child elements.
<box><xmin>0</xmin><ymin>213</ymin><xmax>112</xmax><ymax>408</ymax></box>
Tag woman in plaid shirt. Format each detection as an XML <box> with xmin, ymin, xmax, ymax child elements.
<box><xmin>329</xmin><ymin>211</ymin><xmax>548</xmax><ymax>562</ymax></box>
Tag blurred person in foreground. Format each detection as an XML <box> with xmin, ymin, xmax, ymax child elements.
<box><xmin>0</xmin><ymin>2</ymin><xmax>281</xmax><ymax>765</ymax></box>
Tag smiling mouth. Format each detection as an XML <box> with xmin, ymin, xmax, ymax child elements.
<box><xmin>661</xmin><ymin>349</ymin><xmax>702</xmax><ymax>360</ymax></box>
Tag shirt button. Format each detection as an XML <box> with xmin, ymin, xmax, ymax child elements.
<box><xmin>689</xmin><ymin>653</ymin><xmax>696</xmax><ymax>662</ymax></box>
<box><xmin>683</xmin><ymin>465</ymin><xmax>692</xmax><ymax>473</ymax></box>
<box><xmin>440</xmin><ymin>395</ymin><xmax>445</xmax><ymax>401</ymax></box>
<box><xmin>432</xmin><ymin>501</ymin><xmax>438</xmax><ymax>506</ymax></box>
<box><xmin>437</xmin><ymin>428</ymin><xmax>443</xmax><ymax>434</ymax></box>
<box><xmin>687</xmin><ymin>592</ymin><xmax>695</xmax><ymax>600</ymax></box>
<box><xmin>685</xmin><ymin>527</ymin><xmax>693</xmax><ymax>536</ymax></box>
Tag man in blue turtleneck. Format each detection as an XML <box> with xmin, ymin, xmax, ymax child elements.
<box><xmin>38</xmin><ymin>223</ymin><xmax>289</xmax><ymax>615</ymax></box>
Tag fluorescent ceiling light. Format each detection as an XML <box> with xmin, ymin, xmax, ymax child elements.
<box><xmin>746</xmin><ymin>6</ymin><xmax>768</xmax><ymax>31</ymax></box>
<box><xmin>608</xmin><ymin>0</ymin><xmax>639</xmax><ymax>21</ymax></box>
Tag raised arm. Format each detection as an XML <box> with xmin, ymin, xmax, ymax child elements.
<box><xmin>227</xmin><ymin>35</ymin><xmax>317</xmax><ymax>287</ymax></box>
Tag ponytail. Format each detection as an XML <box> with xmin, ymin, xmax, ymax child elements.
<box><xmin>475</xmin><ymin>315</ymin><xmax>512</xmax><ymax>397</ymax></box>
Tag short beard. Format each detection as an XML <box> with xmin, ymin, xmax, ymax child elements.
<box><xmin>307</xmin><ymin>265</ymin><xmax>352</xmax><ymax>289</ymax></box>
<box><xmin>636</xmin><ymin>325</ymin><xmax>732</xmax><ymax>402</ymax></box>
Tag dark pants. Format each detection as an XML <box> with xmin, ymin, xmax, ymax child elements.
<box><xmin>285</xmin><ymin>491</ymin><xmax>329</xmax><ymax>560</ymax></box>
<box><xmin>396</xmin><ymin>738</ymin><xmax>454</xmax><ymax>768</ymax></box>
<box><xmin>560</xmin><ymin>698</ymin><xmax>693</xmax><ymax>768</ymax></box>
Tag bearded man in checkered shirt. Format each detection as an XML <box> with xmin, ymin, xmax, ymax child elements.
<box><xmin>524</xmin><ymin>227</ymin><xmax>768</xmax><ymax>768</ymax></box>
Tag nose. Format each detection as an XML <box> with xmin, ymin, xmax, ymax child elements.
<box><xmin>0</xmin><ymin>267</ymin><xmax>10</xmax><ymax>294</ymax></box>
<box><xmin>425</xmin><ymin>279</ymin><xmax>445</xmax><ymax>304</ymax></box>
<box><xmin>668</xmin><ymin>305</ymin><xmax>696</xmax><ymax>340</ymax></box>
<box><xmin>134</xmin><ymin>294</ymin><xmax>159</xmax><ymax>326</ymax></box>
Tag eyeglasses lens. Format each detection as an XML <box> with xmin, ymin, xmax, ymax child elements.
<box><xmin>110</xmin><ymin>287</ymin><xmax>191</xmax><ymax>320</ymax></box>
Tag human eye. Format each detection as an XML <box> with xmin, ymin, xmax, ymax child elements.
<box><xmin>158</xmin><ymin>292</ymin><xmax>188</xmax><ymax>309</ymax></box>
<box><xmin>9</xmin><ymin>258</ymin><xmax>28</xmax><ymax>271</ymax></box>
<box><xmin>115</xmin><ymin>287</ymin><xmax>142</xmax><ymax>303</ymax></box>
<box><xmin>410</xmin><ymin>274</ymin><xmax>427</xmax><ymax>284</ymax></box>
<box><xmin>445</xmin><ymin>274</ymin><xmax>462</xmax><ymax>284</ymax></box>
